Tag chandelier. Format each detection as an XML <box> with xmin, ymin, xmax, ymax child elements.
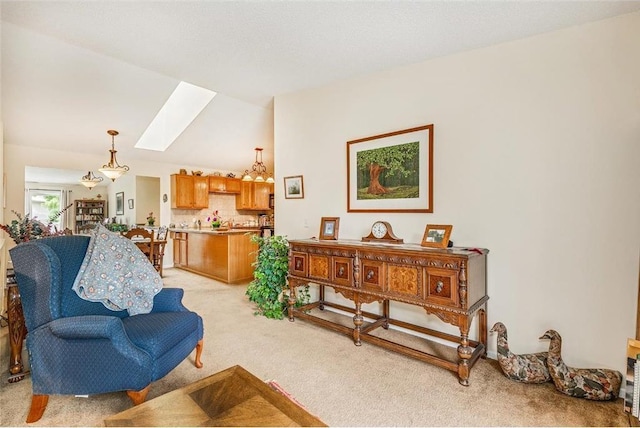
<box><xmin>80</xmin><ymin>170</ymin><xmax>104</xmax><ymax>189</ymax></box>
<box><xmin>241</xmin><ymin>147</ymin><xmax>274</xmax><ymax>183</ymax></box>
<box><xmin>98</xmin><ymin>129</ymin><xmax>129</xmax><ymax>181</ymax></box>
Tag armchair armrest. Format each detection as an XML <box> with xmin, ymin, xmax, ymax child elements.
<box><xmin>152</xmin><ymin>288</ymin><xmax>189</xmax><ymax>312</ymax></box>
<box><xmin>48</xmin><ymin>315</ymin><xmax>125</xmax><ymax>340</ymax></box>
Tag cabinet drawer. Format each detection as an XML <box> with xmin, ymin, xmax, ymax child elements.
<box><xmin>331</xmin><ymin>257</ymin><xmax>353</xmax><ymax>286</ymax></box>
<box><xmin>425</xmin><ymin>267</ymin><xmax>458</xmax><ymax>307</ymax></box>
<box><xmin>361</xmin><ymin>260</ymin><xmax>384</xmax><ymax>292</ymax></box>
<box><xmin>309</xmin><ymin>255</ymin><xmax>330</xmax><ymax>280</ymax></box>
<box><xmin>290</xmin><ymin>252</ymin><xmax>307</xmax><ymax>277</ymax></box>
<box><xmin>387</xmin><ymin>264</ymin><xmax>421</xmax><ymax>299</ymax></box>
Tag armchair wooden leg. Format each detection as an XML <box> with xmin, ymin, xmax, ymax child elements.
<box><xmin>26</xmin><ymin>394</ymin><xmax>49</xmax><ymax>423</ymax></box>
<box><xmin>195</xmin><ymin>339</ymin><xmax>204</xmax><ymax>368</ymax></box>
<box><xmin>126</xmin><ymin>385</ymin><xmax>150</xmax><ymax>406</ymax></box>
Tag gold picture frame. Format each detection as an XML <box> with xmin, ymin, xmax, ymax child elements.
<box><xmin>421</xmin><ymin>224</ymin><xmax>452</xmax><ymax>248</ymax></box>
<box><xmin>319</xmin><ymin>217</ymin><xmax>340</xmax><ymax>240</ymax></box>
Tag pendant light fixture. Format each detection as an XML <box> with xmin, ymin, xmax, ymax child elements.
<box><xmin>98</xmin><ymin>129</ymin><xmax>129</xmax><ymax>181</ymax></box>
<box><xmin>241</xmin><ymin>147</ymin><xmax>274</xmax><ymax>183</ymax></box>
<box><xmin>80</xmin><ymin>170</ymin><xmax>104</xmax><ymax>189</ymax></box>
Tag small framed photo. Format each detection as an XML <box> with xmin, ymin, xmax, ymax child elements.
<box><xmin>421</xmin><ymin>224</ymin><xmax>453</xmax><ymax>248</ymax></box>
<box><xmin>116</xmin><ymin>192</ymin><xmax>124</xmax><ymax>215</ymax></box>
<box><xmin>128</xmin><ymin>199</ymin><xmax>134</xmax><ymax>209</ymax></box>
<box><xmin>319</xmin><ymin>217</ymin><xmax>340</xmax><ymax>240</ymax></box>
<box><xmin>284</xmin><ymin>175</ymin><xmax>304</xmax><ymax>199</ymax></box>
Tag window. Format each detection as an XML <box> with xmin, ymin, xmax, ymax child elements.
<box><xmin>27</xmin><ymin>189</ymin><xmax>65</xmax><ymax>231</ymax></box>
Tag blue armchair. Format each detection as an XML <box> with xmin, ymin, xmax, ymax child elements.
<box><xmin>10</xmin><ymin>235</ymin><xmax>204</xmax><ymax>423</ymax></box>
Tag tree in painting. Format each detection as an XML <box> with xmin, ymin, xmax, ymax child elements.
<box><xmin>356</xmin><ymin>141</ymin><xmax>419</xmax><ymax>199</ymax></box>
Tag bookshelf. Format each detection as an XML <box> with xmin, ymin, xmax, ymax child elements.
<box><xmin>74</xmin><ymin>199</ymin><xmax>106</xmax><ymax>234</ymax></box>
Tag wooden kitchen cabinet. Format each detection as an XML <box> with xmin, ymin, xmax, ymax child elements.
<box><xmin>171</xmin><ymin>174</ymin><xmax>209</xmax><ymax>209</ymax></box>
<box><xmin>173</xmin><ymin>230</ymin><xmax>258</xmax><ymax>283</ymax></box>
<box><xmin>209</xmin><ymin>176</ymin><xmax>241</xmax><ymax>194</ymax></box>
<box><xmin>171</xmin><ymin>231</ymin><xmax>188</xmax><ymax>268</ymax></box>
<box><xmin>236</xmin><ymin>181</ymin><xmax>273</xmax><ymax>210</ymax></box>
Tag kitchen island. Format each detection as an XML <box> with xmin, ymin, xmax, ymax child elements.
<box><xmin>169</xmin><ymin>228</ymin><xmax>259</xmax><ymax>284</ymax></box>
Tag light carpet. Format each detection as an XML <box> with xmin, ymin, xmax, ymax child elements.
<box><xmin>0</xmin><ymin>268</ymin><xmax>629</xmax><ymax>426</ymax></box>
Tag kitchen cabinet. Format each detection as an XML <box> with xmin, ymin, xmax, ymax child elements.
<box><xmin>171</xmin><ymin>174</ymin><xmax>209</xmax><ymax>209</ymax></box>
<box><xmin>171</xmin><ymin>231</ymin><xmax>188</xmax><ymax>268</ymax></box>
<box><xmin>209</xmin><ymin>176</ymin><xmax>241</xmax><ymax>194</ymax></box>
<box><xmin>171</xmin><ymin>229</ymin><xmax>258</xmax><ymax>283</ymax></box>
<box><xmin>236</xmin><ymin>181</ymin><xmax>273</xmax><ymax>210</ymax></box>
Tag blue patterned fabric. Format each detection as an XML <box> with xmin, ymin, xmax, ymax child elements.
<box><xmin>9</xmin><ymin>235</ymin><xmax>204</xmax><ymax>399</ymax></box>
<box><xmin>72</xmin><ymin>224</ymin><xmax>162</xmax><ymax>315</ymax></box>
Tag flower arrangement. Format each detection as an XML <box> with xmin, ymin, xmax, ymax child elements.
<box><xmin>0</xmin><ymin>204</ymin><xmax>73</xmax><ymax>244</ymax></box>
<box><xmin>207</xmin><ymin>210</ymin><xmax>221</xmax><ymax>228</ymax></box>
<box><xmin>146</xmin><ymin>212</ymin><xmax>156</xmax><ymax>226</ymax></box>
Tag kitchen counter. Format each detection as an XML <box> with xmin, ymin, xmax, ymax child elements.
<box><xmin>169</xmin><ymin>227</ymin><xmax>260</xmax><ymax>235</ymax></box>
<box><xmin>170</xmin><ymin>228</ymin><xmax>259</xmax><ymax>283</ymax></box>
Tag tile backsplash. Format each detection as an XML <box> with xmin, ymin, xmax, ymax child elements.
<box><xmin>170</xmin><ymin>193</ymin><xmax>271</xmax><ymax>228</ymax></box>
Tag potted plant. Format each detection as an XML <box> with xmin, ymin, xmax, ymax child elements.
<box><xmin>146</xmin><ymin>212</ymin><xmax>156</xmax><ymax>226</ymax></box>
<box><xmin>0</xmin><ymin>204</ymin><xmax>73</xmax><ymax>244</ymax></box>
<box><xmin>246</xmin><ymin>234</ymin><xmax>309</xmax><ymax>319</ymax></box>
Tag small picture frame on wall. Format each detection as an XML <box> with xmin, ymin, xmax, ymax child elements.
<box><xmin>128</xmin><ymin>199</ymin><xmax>134</xmax><ymax>209</ymax></box>
<box><xmin>421</xmin><ymin>224</ymin><xmax>453</xmax><ymax>248</ymax></box>
<box><xmin>319</xmin><ymin>217</ymin><xmax>340</xmax><ymax>240</ymax></box>
<box><xmin>284</xmin><ymin>175</ymin><xmax>304</xmax><ymax>199</ymax></box>
<box><xmin>116</xmin><ymin>192</ymin><xmax>124</xmax><ymax>215</ymax></box>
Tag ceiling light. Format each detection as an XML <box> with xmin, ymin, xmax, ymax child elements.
<box><xmin>80</xmin><ymin>171</ymin><xmax>104</xmax><ymax>189</ymax></box>
<box><xmin>98</xmin><ymin>130</ymin><xmax>129</xmax><ymax>181</ymax></box>
<box><xmin>135</xmin><ymin>81</ymin><xmax>217</xmax><ymax>152</ymax></box>
<box><xmin>242</xmin><ymin>148</ymin><xmax>272</xmax><ymax>183</ymax></box>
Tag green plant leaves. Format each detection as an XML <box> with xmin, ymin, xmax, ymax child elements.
<box><xmin>246</xmin><ymin>234</ymin><xmax>310</xmax><ymax>319</ymax></box>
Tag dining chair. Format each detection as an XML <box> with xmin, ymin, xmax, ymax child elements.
<box><xmin>152</xmin><ymin>226</ymin><xmax>168</xmax><ymax>277</ymax></box>
<box><xmin>122</xmin><ymin>227</ymin><xmax>155</xmax><ymax>265</ymax></box>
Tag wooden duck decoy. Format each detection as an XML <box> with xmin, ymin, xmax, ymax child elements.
<box><xmin>490</xmin><ymin>322</ymin><xmax>551</xmax><ymax>383</ymax></box>
<box><xmin>540</xmin><ymin>329</ymin><xmax>622</xmax><ymax>401</ymax></box>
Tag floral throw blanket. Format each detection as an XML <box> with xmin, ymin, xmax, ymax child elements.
<box><xmin>72</xmin><ymin>224</ymin><xmax>162</xmax><ymax>315</ymax></box>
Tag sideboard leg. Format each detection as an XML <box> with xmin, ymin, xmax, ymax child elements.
<box><xmin>478</xmin><ymin>308</ymin><xmax>487</xmax><ymax>358</ymax></box>
<box><xmin>287</xmin><ymin>284</ymin><xmax>297</xmax><ymax>322</ymax></box>
<box><xmin>319</xmin><ymin>285</ymin><xmax>325</xmax><ymax>310</ymax></box>
<box><xmin>382</xmin><ymin>300</ymin><xmax>390</xmax><ymax>329</ymax></box>
<box><xmin>353</xmin><ymin>300</ymin><xmax>363</xmax><ymax>346</ymax></box>
<box><xmin>457</xmin><ymin>317</ymin><xmax>472</xmax><ymax>386</ymax></box>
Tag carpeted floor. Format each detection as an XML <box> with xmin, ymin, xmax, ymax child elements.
<box><xmin>0</xmin><ymin>268</ymin><xmax>630</xmax><ymax>426</ymax></box>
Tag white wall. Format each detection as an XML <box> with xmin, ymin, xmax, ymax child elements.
<box><xmin>274</xmin><ymin>12</ymin><xmax>640</xmax><ymax>375</ymax></box>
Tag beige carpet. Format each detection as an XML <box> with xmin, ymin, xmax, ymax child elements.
<box><xmin>0</xmin><ymin>268</ymin><xmax>630</xmax><ymax>427</ymax></box>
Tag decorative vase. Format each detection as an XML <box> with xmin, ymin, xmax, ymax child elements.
<box><xmin>211</xmin><ymin>222</ymin><xmax>220</xmax><ymax>229</ymax></box>
<box><xmin>148</xmin><ymin>221</ymin><xmax>155</xmax><ymax>226</ymax></box>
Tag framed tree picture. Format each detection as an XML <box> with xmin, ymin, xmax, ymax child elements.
<box><xmin>347</xmin><ymin>124</ymin><xmax>433</xmax><ymax>213</ymax></box>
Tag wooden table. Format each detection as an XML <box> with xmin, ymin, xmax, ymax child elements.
<box><xmin>104</xmin><ymin>365</ymin><xmax>325</xmax><ymax>427</ymax></box>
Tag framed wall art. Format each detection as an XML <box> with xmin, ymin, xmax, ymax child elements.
<box><xmin>347</xmin><ymin>124</ymin><xmax>433</xmax><ymax>213</ymax></box>
<box><xmin>116</xmin><ymin>192</ymin><xmax>124</xmax><ymax>215</ymax></box>
<box><xmin>421</xmin><ymin>224</ymin><xmax>452</xmax><ymax>248</ymax></box>
<box><xmin>284</xmin><ymin>175</ymin><xmax>304</xmax><ymax>199</ymax></box>
<box><xmin>319</xmin><ymin>217</ymin><xmax>340</xmax><ymax>240</ymax></box>
<box><xmin>128</xmin><ymin>199</ymin><xmax>134</xmax><ymax>209</ymax></box>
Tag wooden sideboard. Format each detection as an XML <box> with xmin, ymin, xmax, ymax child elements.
<box><xmin>287</xmin><ymin>239</ymin><xmax>489</xmax><ymax>386</ymax></box>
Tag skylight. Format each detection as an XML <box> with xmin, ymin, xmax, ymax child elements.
<box><xmin>135</xmin><ymin>81</ymin><xmax>216</xmax><ymax>151</ymax></box>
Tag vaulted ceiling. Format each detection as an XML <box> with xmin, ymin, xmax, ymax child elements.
<box><xmin>3</xmin><ymin>1</ymin><xmax>639</xmax><ymax>181</ymax></box>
